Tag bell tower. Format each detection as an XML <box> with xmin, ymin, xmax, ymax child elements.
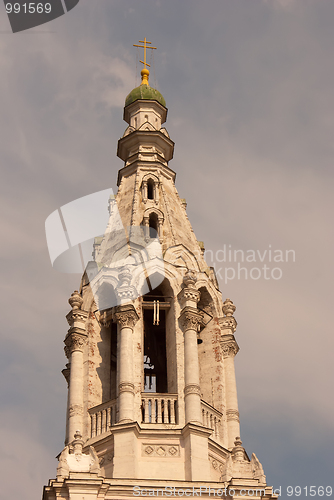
<box><xmin>42</xmin><ymin>41</ymin><xmax>278</xmax><ymax>500</ymax></box>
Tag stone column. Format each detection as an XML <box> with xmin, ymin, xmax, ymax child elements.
<box><xmin>64</xmin><ymin>291</ymin><xmax>88</xmax><ymax>444</ymax></box>
<box><xmin>158</xmin><ymin>216</ymin><xmax>164</xmax><ymax>239</ymax></box>
<box><xmin>143</xmin><ymin>215</ymin><xmax>149</xmax><ymax>241</ymax></box>
<box><xmin>178</xmin><ymin>271</ymin><xmax>203</xmax><ymax>425</ymax></box>
<box><xmin>61</xmin><ymin>363</ymin><xmax>70</xmax><ymax>445</ymax></box>
<box><xmin>142</xmin><ymin>180</ymin><xmax>148</xmax><ymax>203</ymax></box>
<box><xmin>220</xmin><ymin>298</ymin><xmax>240</xmax><ymax>449</ymax></box>
<box><xmin>114</xmin><ymin>304</ymin><xmax>139</xmax><ymax>423</ymax></box>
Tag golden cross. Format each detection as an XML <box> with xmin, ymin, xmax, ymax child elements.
<box><xmin>133</xmin><ymin>37</ymin><xmax>157</xmax><ymax>70</ymax></box>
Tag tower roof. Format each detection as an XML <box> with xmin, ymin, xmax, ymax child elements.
<box><xmin>126</xmin><ymin>37</ymin><xmax>166</xmax><ymax>108</ymax></box>
<box><xmin>125</xmin><ymin>84</ymin><xmax>166</xmax><ymax>108</ymax></box>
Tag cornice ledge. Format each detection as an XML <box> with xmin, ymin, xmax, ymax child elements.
<box><xmin>181</xmin><ymin>422</ymin><xmax>213</xmax><ymax>439</ymax></box>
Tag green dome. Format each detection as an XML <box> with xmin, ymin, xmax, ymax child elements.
<box><xmin>125</xmin><ymin>84</ymin><xmax>166</xmax><ymax>107</ymax></box>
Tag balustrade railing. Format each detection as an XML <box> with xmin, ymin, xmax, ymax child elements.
<box><xmin>201</xmin><ymin>400</ymin><xmax>223</xmax><ymax>441</ymax></box>
<box><xmin>88</xmin><ymin>399</ymin><xmax>117</xmax><ymax>438</ymax></box>
<box><xmin>141</xmin><ymin>393</ymin><xmax>178</xmax><ymax>424</ymax></box>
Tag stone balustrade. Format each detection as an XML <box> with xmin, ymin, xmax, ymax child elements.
<box><xmin>88</xmin><ymin>399</ymin><xmax>117</xmax><ymax>438</ymax></box>
<box><xmin>201</xmin><ymin>400</ymin><xmax>223</xmax><ymax>441</ymax></box>
<box><xmin>141</xmin><ymin>393</ymin><xmax>178</xmax><ymax>424</ymax></box>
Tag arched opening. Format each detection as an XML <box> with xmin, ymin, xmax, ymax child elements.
<box><xmin>147</xmin><ymin>178</ymin><xmax>154</xmax><ymax>200</ymax></box>
<box><xmin>143</xmin><ymin>287</ymin><xmax>167</xmax><ymax>393</ymax></box>
<box><xmin>197</xmin><ymin>287</ymin><xmax>214</xmax><ymax>342</ymax></box>
<box><xmin>95</xmin><ymin>282</ymin><xmax>117</xmax><ymax>311</ymax></box>
<box><xmin>149</xmin><ymin>212</ymin><xmax>159</xmax><ymax>238</ymax></box>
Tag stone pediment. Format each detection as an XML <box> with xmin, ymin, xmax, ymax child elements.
<box><xmin>122</xmin><ymin>125</ymin><xmax>135</xmax><ymax>137</ymax></box>
<box><xmin>138</xmin><ymin>121</ymin><xmax>157</xmax><ymax>132</ymax></box>
<box><xmin>164</xmin><ymin>244</ymin><xmax>201</xmax><ymax>271</ymax></box>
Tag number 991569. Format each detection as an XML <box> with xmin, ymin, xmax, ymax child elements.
<box><xmin>5</xmin><ymin>3</ymin><xmax>51</xmax><ymax>14</ymax></box>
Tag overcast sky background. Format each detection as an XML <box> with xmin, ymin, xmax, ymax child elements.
<box><xmin>0</xmin><ymin>1</ymin><xmax>333</xmax><ymax>499</ymax></box>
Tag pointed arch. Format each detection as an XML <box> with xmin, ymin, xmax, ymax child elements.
<box><xmin>141</xmin><ymin>173</ymin><xmax>160</xmax><ymax>203</ymax></box>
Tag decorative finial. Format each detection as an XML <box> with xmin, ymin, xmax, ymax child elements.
<box><xmin>183</xmin><ymin>269</ymin><xmax>197</xmax><ymax>288</ymax></box>
<box><xmin>72</xmin><ymin>430</ymin><xmax>84</xmax><ymax>455</ymax></box>
<box><xmin>69</xmin><ymin>290</ymin><xmax>83</xmax><ymax>310</ymax></box>
<box><xmin>222</xmin><ymin>298</ymin><xmax>236</xmax><ymax>317</ymax></box>
<box><xmin>232</xmin><ymin>436</ymin><xmax>245</xmax><ymax>462</ymax></box>
<box><xmin>133</xmin><ymin>37</ymin><xmax>157</xmax><ymax>86</ymax></box>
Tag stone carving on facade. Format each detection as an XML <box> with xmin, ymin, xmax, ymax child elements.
<box><xmin>66</xmin><ymin>310</ymin><xmax>88</xmax><ymax>327</ymax></box>
<box><xmin>56</xmin><ymin>446</ymin><xmax>70</xmax><ymax>480</ymax></box>
<box><xmin>68</xmin><ymin>290</ymin><xmax>83</xmax><ymax>310</ymax></box>
<box><xmin>221</xmin><ymin>454</ymin><xmax>233</xmax><ymax>483</ymax></box>
<box><xmin>142</xmin><ymin>444</ymin><xmax>180</xmax><ymax>457</ymax></box>
<box><xmin>61</xmin><ymin>363</ymin><xmax>70</xmax><ymax>384</ymax></box>
<box><xmin>56</xmin><ymin>432</ymin><xmax>102</xmax><ymax>479</ymax></box>
<box><xmin>64</xmin><ymin>333</ymin><xmax>87</xmax><ymax>354</ymax></box>
<box><xmin>184</xmin><ymin>383</ymin><xmax>201</xmax><ymax>397</ymax></box>
<box><xmin>179</xmin><ymin>307</ymin><xmax>203</xmax><ymax>331</ymax></box>
<box><xmin>209</xmin><ymin>455</ymin><xmax>225</xmax><ymax>475</ymax></box>
<box><xmin>220</xmin><ymin>298</ymin><xmax>238</xmax><ymax>335</ymax></box>
<box><xmin>118</xmin><ymin>381</ymin><xmax>135</xmax><ymax>394</ymax></box>
<box><xmin>64</xmin><ymin>345</ymin><xmax>71</xmax><ymax>359</ymax></box>
<box><xmin>232</xmin><ymin>437</ymin><xmax>246</xmax><ymax>462</ymax></box>
<box><xmin>219</xmin><ymin>316</ymin><xmax>237</xmax><ymax>333</ymax></box>
<box><xmin>115</xmin><ymin>267</ymin><xmax>137</xmax><ymax>303</ymax></box>
<box><xmin>114</xmin><ymin>304</ymin><xmax>139</xmax><ymax>329</ymax></box>
<box><xmin>221</xmin><ymin>339</ymin><xmax>239</xmax><ymax>358</ymax></box>
<box><xmin>68</xmin><ymin>404</ymin><xmax>84</xmax><ymax>417</ymax></box>
<box><xmin>251</xmin><ymin>453</ymin><xmax>266</xmax><ymax>484</ymax></box>
<box><xmin>222</xmin><ymin>298</ymin><xmax>236</xmax><ymax>317</ymax></box>
<box><xmin>226</xmin><ymin>409</ymin><xmax>240</xmax><ymax>423</ymax></box>
<box><xmin>183</xmin><ymin>269</ymin><xmax>197</xmax><ymax>287</ymax></box>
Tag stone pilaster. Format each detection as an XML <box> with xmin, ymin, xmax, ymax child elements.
<box><xmin>178</xmin><ymin>270</ymin><xmax>203</xmax><ymax>425</ymax></box>
<box><xmin>220</xmin><ymin>298</ymin><xmax>240</xmax><ymax>449</ymax></box>
<box><xmin>114</xmin><ymin>303</ymin><xmax>139</xmax><ymax>423</ymax></box>
<box><xmin>64</xmin><ymin>291</ymin><xmax>88</xmax><ymax>444</ymax></box>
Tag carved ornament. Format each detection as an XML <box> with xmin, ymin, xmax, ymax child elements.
<box><xmin>219</xmin><ymin>316</ymin><xmax>237</xmax><ymax>333</ymax></box>
<box><xmin>69</xmin><ymin>290</ymin><xmax>83</xmax><ymax>310</ymax></box>
<box><xmin>114</xmin><ymin>305</ymin><xmax>139</xmax><ymax>329</ymax></box>
<box><xmin>64</xmin><ymin>333</ymin><xmax>87</xmax><ymax>354</ymax></box>
<box><xmin>184</xmin><ymin>383</ymin><xmax>201</xmax><ymax>397</ymax></box>
<box><xmin>142</xmin><ymin>444</ymin><xmax>180</xmax><ymax>457</ymax></box>
<box><xmin>68</xmin><ymin>404</ymin><xmax>84</xmax><ymax>417</ymax></box>
<box><xmin>226</xmin><ymin>409</ymin><xmax>240</xmax><ymax>423</ymax></box>
<box><xmin>183</xmin><ymin>269</ymin><xmax>197</xmax><ymax>287</ymax></box>
<box><xmin>179</xmin><ymin>307</ymin><xmax>203</xmax><ymax>331</ymax></box>
<box><xmin>118</xmin><ymin>382</ymin><xmax>135</xmax><ymax>394</ymax></box>
<box><xmin>222</xmin><ymin>298</ymin><xmax>236</xmax><ymax>317</ymax></box>
<box><xmin>221</xmin><ymin>339</ymin><xmax>239</xmax><ymax>358</ymax></box>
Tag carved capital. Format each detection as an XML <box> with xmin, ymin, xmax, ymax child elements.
<box><xmin>221</xmin><ymin>338</ymin><xmax>239</xmax><ymax>358</ymax></box>
<box><xmin>118</xmin><ymin>382</ymin><xmax>135</xmax><ymax>394</ymax></box>
<box><xmin>64</xmin><ymin>333</ymin><xmax>87</xmax><ymax>354</ymax></box>
<box><xmin>66</xmin><ymin>309</ymin><xmax>88</xmax><ymax>327</ymax></box>
<box><xmin>184</xmin><ymin>384</ymin><xmax>201</xmax><ymax>397</ymax></box>
<box><xmin>114</xmin><ymin>304</ymin><xmax>139</xmax><ymax>329</ymax></box>
<box><xmin>68</xmin><ymin>404</ymin><xmax>84</xmax><ymax>417</ymax></box>
<box><xmin>178</xmin><ymin>287</ymin><xmax>200</xmax><ymax>305</ymax></box>
<box><xmin>219</xmin><ymin>316</ymin><xmax>237</xmax><ymax>334</ymax></box>
<box><xmin>226</xmin><ymin>409</ymin><xmax>240</xmax><ymax>423</ymax></box>
<box><xmin>179</xmin><ymin>307</ymin><xmax>203</xmax><ymax>331</ymax></box>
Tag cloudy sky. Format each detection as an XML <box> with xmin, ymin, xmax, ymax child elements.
<box><xmin>0</xmin><ymin>1</ymin><xmax>333</xmax><ymax>498</ymax></box>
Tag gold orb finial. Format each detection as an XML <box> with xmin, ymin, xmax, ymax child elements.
<box><xmin>141</xmin><ymin>68</ymin><xmax>150</xmax><ymax>85</ymax></box>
